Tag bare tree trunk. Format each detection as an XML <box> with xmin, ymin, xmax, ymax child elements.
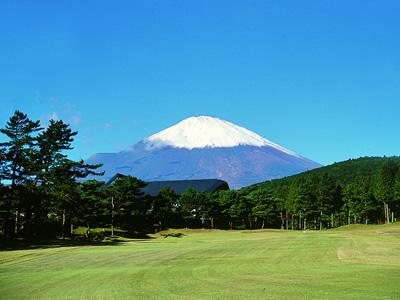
<box><xmin>62</xmin><ymin>210</ymin><xmax>66</xmax><ymax>239</ymax></box>
<box><xmin>299</xmin><ymin>212</ymin><xmax>302</xmax><ymax>230</ymax></box>
<box><xmin>285</xmin><ymin>212</ymin><xmax>288</xmax><ymax>230</ymax></box>
<box><xmin>280</xmin><ymin>212</ymin><xmax>284</xmax><ymax>229</ymax></box>
<box><xmin>304</xmin><ymin>218</ymin><xmax>307</xmax><ymax>230</ymax></box>
<box><xmin>85</xmin><ymin>222</ymin><xmax>90</xmax><ymax>238</ymax></box>
<box><xmin>384</xmin><ymin>203</ymin><xmax>389</xmax><ymax>224</ymax></box>
<box><xmin>211</xmin><ymin>217</ymin><xmax>214</xmax><ymax>229</ymax></box>
<box><xmin>320</xmin><ymin>211</ymin><xmax>323</xmax><ymax>230</ymax></box>
<box><xmin>14</xmin><ymin>208</ymin><xmax>19</xmax><ymax>236</ymax></box>
<box><xmin>71</xmin><ymin>223</ymin><xmax>74</xmax><ymax>235</ymax></box>
<box><xmin>111</xmin><ymin>195</ymin><xmax>115</xmax><ymax>237</ymax></box>
<box><xmin>384</xmin><ymin>203</ymin><xmax>386</xmax><ymax>224</ymax></box>
<box><xmin>262</xmin><ymin>219</ymin><xmax>265</xmax><ymax>229</ymax></box>
<box><xmin>331</xmin><ymin>213</ymin><xmax>334</xmax><ymax>228</ymax></box>
<box><xmin>392</xmin><ymin>212</ymin><xmax>394</xmax><ymax>223</ymax></box>
<box><xmin>229</xmin><ymin>221</ymin><xmax>233</xmax><ymax>230</ymax></box>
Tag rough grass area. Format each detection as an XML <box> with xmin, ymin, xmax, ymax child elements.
<box><xmin>1</xmin><ymin>224</ymin><xmax>400</xmax><ymax>299</ymax></box>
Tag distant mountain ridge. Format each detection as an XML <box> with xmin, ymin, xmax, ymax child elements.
<box><xmin>86</xmin><ymin>116</ymin><xmax>321</xmax><ymax>188</ymax></box>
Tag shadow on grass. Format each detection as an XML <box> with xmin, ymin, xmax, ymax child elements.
<box><xmin>160</xmin><ymin>232</ymin><xmax>186</xmax><ymax>238</ymax></box>
<box><xmin>0</xmin><ymin>233</ymin><xmax>154</xmax><ymax>252</ymax></box>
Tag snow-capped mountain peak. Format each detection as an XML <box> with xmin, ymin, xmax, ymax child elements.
<box><xmin>87</xmin><ymin>115</ymin><xmax>321</xmax><ymax>188</ymax></box>
<box><xmin>143</xmin><ymin>116</ymin><xmax>299</xmax><ymax>157</ymax></box>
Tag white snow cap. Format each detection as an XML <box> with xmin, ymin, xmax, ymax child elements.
<box><xmin>144</xmin><ymin>116</ymin><xmax>299</xmax><ymax>157</ymax></box>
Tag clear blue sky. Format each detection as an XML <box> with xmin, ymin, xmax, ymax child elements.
<box><xmin>1</xmin><ymin>1</ymin><xmax>399</xmax><ymax>165</ymax></box>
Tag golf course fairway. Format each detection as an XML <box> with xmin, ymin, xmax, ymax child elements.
<box><xmin>1</xmin><ymin>224</ymin><xmax>400</xmax><ymax>299</ymax></box>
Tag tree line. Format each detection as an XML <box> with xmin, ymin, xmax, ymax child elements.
<box><xmin>245</xmin><ymin>156</ymin><xmax>400</xmax><ymax>230</ymax></box>
<box><xmin>1</xmin><ymin>111</ymin><xmax>399</xmax><ymax>240</ymax></box>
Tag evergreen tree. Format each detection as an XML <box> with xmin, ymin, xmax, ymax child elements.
<box><xmin>107</xmin><ymin>176</ymin><xmax>148</xmax><ymax>232</ymax></box>
<box><xmin>392</xmin><ymin>172</ymin><xmax>400</xmax><ymax>220</ymax></box>
<box><xmin>215</xmin><ymin>190</ymin><xmax>241</xmax><ymax>229</ymax></box>
<box><xmin>0</xmin><ymin>110</ymin><xmax>41</xmax><ymax>237</ymax></box>
<box><xmin>249</xmin><ymin>189</ymin><xmax>276</xmax><ymax>229</ymax></box>
<box><xmin>152</xmin><ymin>187</ymin><xmax>178</xmax><ymax>229</ymax></box>
<box><xmin>373</xmin><ymin>160</ymin><xmax>398</xmax><ymax>223</ymax></box>
<box><xmin>315</xmin><ymin>174</ymin><xmax>337</xmax><ymax>229</ymax></box>
<box><xmin>180</xmin><ymin>188</ymin><xmax>212</xmax><ymax>228</ymax></box>
<box><xmin>78</xmin><ymin>180</ymin><xmax>108</xmax><ymax>237</ymax></box>
<box><xmin>35</xmin><ymin>119</ymin><xmax>77</xmax><ymax>186</ymax></box>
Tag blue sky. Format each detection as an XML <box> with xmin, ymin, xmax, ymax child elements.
<box><xmin>1</xmin><ymin>1</ymin><xmax>400</xmax><ymax>165</ymax></box>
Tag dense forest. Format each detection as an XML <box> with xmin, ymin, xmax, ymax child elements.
<box><xmin>0</xmin><ymin>111</ymin><xmax>399</xmax><ymax>240</ymax></box>
<box><xmin>244</xmin><ymin>156</ymin><xmax>400</xmax><ymax>229</ymax></box>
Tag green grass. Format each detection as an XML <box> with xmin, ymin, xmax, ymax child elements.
<box><xmin>1</xmin><ymin>224</ymin><xmax>400</xmax><ymax>299</ymax></box>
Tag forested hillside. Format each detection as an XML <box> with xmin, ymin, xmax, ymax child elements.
<box><xmin>251</xmin><ymin>157</ymin><xmax>400</xmax><ymax>188</ymax></box>
<box><xmin>242</xmin><ymin>157</ymin><xmax>400</xmax><ymax>229</ymax></box>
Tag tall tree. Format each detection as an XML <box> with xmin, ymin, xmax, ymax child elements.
<box><xmin>249</xmin><ymin>189</ymin><xmax>276</xmax><ymax>229</ymax></box>
<box><xmin>152</xmin><ymin>187</ymin><xmax>178</xmax><ymax>230</ymax></box>
<box><xmin>107</xmin><ymin>176</ymin><xmax>148</xmax><ymax>232</ymax></box>
<box><xmin>0</xmin><ymin>110</ymin><xmax>41</xmax><ymax>236</ymax></box>
<box><xmin>180</xmin><ymin>188</ymin><xmax>216</xmax><ymax>228</ymax></box>
<box><xmin>52</xmin><ymin>159</ymin><xmax>103</xmax><ymax>237</ymax></box>
<box><xmin>374</xmin><ymin>160</ymin><xmax>398</xmax><ymax>223</ymax></box>
<box><xmin>315</xmin><ymin>174</ymin><xmax>337</xmax><ymax>229</ymax></box>
<box><xmin>215</xmin><ymin>190</ymin><xmax>241</xmax><ymax>229</ymax></box>
<box><xmin>79</xmin><ymin>180</ymin><xmax>108</xmax><ymax>236</ymax></box>
<box><xmin>35</xmin><ymin>119</ymin><xmax>77</xmax><ymax>186</ymax></box>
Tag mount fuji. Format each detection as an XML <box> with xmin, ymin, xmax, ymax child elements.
<box><xmin>86</xmin><ymin>116</ymin><xmax>321</xmax><ymax>188</ymax></box>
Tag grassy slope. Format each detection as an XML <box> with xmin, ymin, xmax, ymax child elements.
<box><xmin>1</xmin><ymin>225</ymin><xmax>400</xmax><ymax>299</ymax></box>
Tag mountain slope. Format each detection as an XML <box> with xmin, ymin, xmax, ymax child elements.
<box><xmin>243</xmin><ymin>156</ymin><xmax>400</xmax><ymax>192</ymax></box>
<box><xmin>86</xmin><ymin>116</ymin><xmax>321</xmax><ymax>188</ymax></box>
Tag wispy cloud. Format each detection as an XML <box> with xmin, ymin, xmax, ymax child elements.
<box><xmin>49</xmin><ymin>111</ymin><xmax>59</xmax><ymax>121</ymax></box>
<box><xmin>69</xmin><ymin>114</ymin><xmax>81</xmax><ymax>126</ymax></box>
<box><xmin>104</xmin><ymin>122</ymin><xmax>112</xmax><ymax>129</ymax></box>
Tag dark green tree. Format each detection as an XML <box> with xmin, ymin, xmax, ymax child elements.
<box><xmin>78</xmin><ymin>180</ymin><xmax>108</xmax><ymax>236</ymax></box>
<box><xmin>35</xmin><ymin>119</ymin><xmax>77</xmax><ymax>186</ymax></box>
<box><xmin>180</xmin><ymin>188</ymin><xmax>222</xmax><ymax>228</ymax></box>
<box><xmin>48</xmin><ymin>159</ymin><xmax>102</xmax><ymax>238</ymax></box>
<box><xmin>373</xmin><ymin>160</ymin><xmax>398</xmax><ymax>223</ymax></box>
<box><xmin>215</xmin><ymin>190</ymin><xmax>241</xmax><ymax>229</ymax></box>
<box><xmin>248</xmin><ymin>189</ymin><xmax>276</xmax><ymax>229</ymax></box>
<box><xmin>152</xmin><ymin>187</ymin><xmax>178</xmax><ymax>230</ymax></box>
<box><xmin>315</xmin><ymin>174</ymin><xmax>337</xmax><ymax>229</ymax></box>
<box><xmin>0</xmin><ymin>110</ymin><xmax>41</xmax><ymax>237</ymax></box>
<box><xmin>107</xmin><ymin>176</ymin><xmax>148</xmax><ymax>232</ymax></box>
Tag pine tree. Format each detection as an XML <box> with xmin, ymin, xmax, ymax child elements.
<box><xmin>315</xmin><ymin>174</ymin><xmax>336</xmax><ymax>229</ymax></box>
<box><xmin>152</xmin><ymin>187</ymin><xmax>177</xmax><ymax>230</ymax></box>
<box><xmin>215</xmin><ymin>190</ymin><xmax>241</xmax><ymax>229</ymax></box>
<box><xmin>373</xmin><ymin>161</ymin><xmax>398</xmax><ymax>223</ymax></box>
<box><xmin>36</xmin><ymin>119</ymin><xmax>77</xmax><ymax>186</ymax></box>
<box><xmin>249</xmin><ymin>189</ymin><xmax>276</xmax><ymax>229</ymax></box>
<box><xmin>0</xmin><ymin>110</ymin><xmax>41</xmax><ymax>237</ymax></box>
<box><xmin>49</xmin><ymin>159</ymin><xmax>103</xmax><ymax>238</ymax></box>
<box><xmin>79</xmin><ymin>180</ymin><xmax>108</xmax><ymax>237</ymax></box>
<box><xmin>107</xmin><ymin>176</ymin><xmax>148</xmax><ymax>232</ymax></box>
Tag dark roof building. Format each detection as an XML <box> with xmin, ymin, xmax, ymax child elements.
<box><xmin>142</xmin><ymin>179</ymin><xmax>229</xmax><ymax>197</ymax></box>
<box><xmin>106</xmin><ymin>173</ymin><xmax>229</xmax><ymax>196</ymax></box>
